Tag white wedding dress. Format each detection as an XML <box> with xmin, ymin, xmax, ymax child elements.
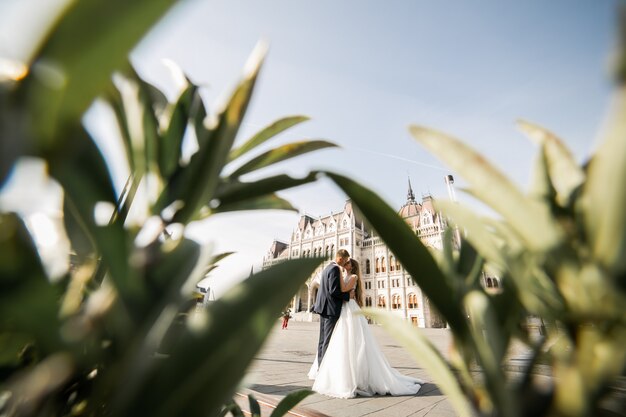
<box><xmin>308</xmin><ymin>280</ymin><xmax>422</xmax><ymax>399</ymax></box>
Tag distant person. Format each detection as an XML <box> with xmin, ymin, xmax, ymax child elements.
<box><xmin>311</xmin><ymin>249</ymin><xmax>354</xmax><ymax>364</ymax></box>
<box><xmin>281</xmin><ymin>309</ymin><xmax>291</xmax><ymax>329</ymax></box>
<box><xmin>309</xmin><ymin>258</ymin><xmax>422</xmax><ymax>398</ymax></box>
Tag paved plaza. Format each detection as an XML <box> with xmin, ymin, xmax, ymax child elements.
<box><xmin>240</xmin><ymin>320</ymin><xmax>458</xmax><ymax>417</ymax></box>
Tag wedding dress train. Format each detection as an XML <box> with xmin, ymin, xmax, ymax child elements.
<box><xmin>308</xmin><ymin>298</ymin><xmax>422</xmax><ymax>399</ymax></box>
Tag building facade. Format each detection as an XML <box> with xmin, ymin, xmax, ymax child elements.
<box><xmin>262</xmin><ymin>180</ymin><xmax>460</xmax><ymax>327</ymax></box>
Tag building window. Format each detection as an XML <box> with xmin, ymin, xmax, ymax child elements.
<box><xmin>375</xmin><ymin>258</ymin><xmax>380</xmax><ymax>273</ymax></box>
<box><xmin>325</xmin><ymin>245</ymin><xmax>330</xmax><ymax>259</ymax></box>
<box><xmin>365</xmin><ymin>259</ymin><xmax>371</xmax><ymax>274</ymax></box>
<box><xmin>343</xmin><ymin>219</ymin><xmax>348</xmax><ymax>228</ymax></box>
<box><xmin>366</xmin><ymin>296</ymin><xmax>372</xmax><ymax>307</ymax></box>
<box><xmin>395</xmin><ymin>258</ymin><xmax>401</xmax><ymax>271</ymax></box>
<box><xmin>486</xmin><ymin>277</ymin><xmax>493</xmax><ymax>288</ymax></box>
<box><xmin>392</xmin><ymin>294</ymin><xmax>401</xmax><ymax>310</ymax></box>
<box><xmin>378</xmin><ymin>296</ymin><xmax>386</xmax><ymax>308</ymax></box>
<box><xmin>390</xmin><ymin>255</ymin><xmax>395</xmax><ymax>272</ymax></box>
<box><xmin>381</xmin><ymin>257</ymin><xmax>386</xmax><ymax>273</ymax></box>
<box><xmin>408</xmin><ymin>294</ymin><xmax>418</xmax><ymax>308</ymax></box>
<box><xmin>493</xmin><ymin>279</ymin><xmax>499</xmax><ymax>288</ymax></box>
<box><xmin>331</xmin><ymin>244</ymin><xmax>335</xmax><ymax>258</ymax></box>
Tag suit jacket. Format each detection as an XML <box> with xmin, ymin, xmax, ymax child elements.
<box><xmin>313</xmin><ymin>262</ymin><xmax>350</xmax><ymax>317</ymax></box>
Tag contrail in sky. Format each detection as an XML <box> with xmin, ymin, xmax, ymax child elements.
<box><xmin>346</xmin><ymin>145</ymin><xmax>448</xmax><ymax>172</ymax></box>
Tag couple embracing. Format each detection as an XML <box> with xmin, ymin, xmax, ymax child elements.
<box><xmin>309</xmin><ymin>249</ymin><xmax>422</xmax><ymax>399</ymax></box>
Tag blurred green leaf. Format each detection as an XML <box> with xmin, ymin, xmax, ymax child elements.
<box><xmin>0</xmin><ymin>214</ymin><xmax>63</xmax><ymax>353</ymax></box>
<box><xmin>363</xmin><ymin>309</ymin><xmax>473</xmax><ymax>417</ymax></box>
<box><xmin>117</xmin><ymin>258</ymin><xmax>321</xmax><ymax>417</ymax></box>
<box><xmin>435</xmin><ymin>201</ymin><xmax>506</xmax><ymax>271</ymax></box>
<box><xmin>213</xmin><ymin>193</ymin><xmax>297</xmax><ymax>215</ymax></box>
<box><xmin>160</xmin><ymin>84</ymin><xmax>197</xmax><ymax>178</ymax></box>
<box><xmin>582</xmin><ymin>88</ymin><xmax>626</xmax><ymax>281</ymax></box>
<box><xmin>214</xmin><ymin>173</ymin><xmax>319</xmax><ymax>210</ymax></box>
<box><xmin>248</xmin><ymin>394</ymin><xmax>261</xmax><ymax>417</ymax></box>
<box><xmin>21</xmin><ymin>0</ymin><xmax>177</xmax><ymax>146</ymax></box>
<box><xmin>517</xmin><ymin>120</ymin><xmax>584</xmax><ymax>207</ymax></box>
<box><xmin>269</xmin><ymin>389</ymin><xmax>314</xmax><ymax>417</ymax></box>
<box><xmin>229</xmin><ymin>140</ymin><xmax>336</xmax><ymax>178</ymax></box>
<box><xmin>324</xmin><ymin>171</ymin><xmax>469</xmax><ymax>335</ymax></box>
<box><xmin>156</xmin><ymin>43</ymin><xmax>267</xmax><ymax>224</ymax></box>
<box><xmin>228</xmin><ymin>115</ymin><xmax>310</xmax><ymax>162</ymax></box>
<box><xmin>409</xmin><ymin>125</ymin><xmax>562</xmax><ymax>251</ymax></box>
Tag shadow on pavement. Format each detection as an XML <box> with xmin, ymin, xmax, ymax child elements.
<box><xmin>249</xmin><ymin>384</ymin><xmax>311</xmax><ymax>395</ymax></box>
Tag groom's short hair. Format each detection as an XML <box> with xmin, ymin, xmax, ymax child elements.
<box><xmin>336</xmin><ymin>249</ymin><xmax>350</xmax><ymax>260</ymax></box>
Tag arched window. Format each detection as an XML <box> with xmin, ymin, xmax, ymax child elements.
<box><xmin>486</xmin><ymin>277</ymin><xmax>493</xmax><ymax>288</ymax></box>
<box><xmin>408</xmin><ymin>294</ymin><xmax>418</xmax><ymax>309</ymax></box>
<box><xmin>392</xmin><ymin>294</ymin><xmax>401</xmax><ymax>309</ymax></box>
<box><xmin>306</xmin><ymin>249</ymin><xmax>311</xmax><ymax>257</ymax></box>
<box><xmin>381</xmin><ymin>257</ymin><xmax>386</xmax><ymax>273</ymax></box>
<box><xmin>390</xmin><ymin>255</ymin><xmax>395</xmax><ymax>272</ymax></box>
<box><xmin>366</xmin><ymin>296</ymin><xmax>372</xmax><ymax>307</ymax></box>
<box><xmin>378</xmin><ymin>296</ymin><xmax>386</xmax><ymax>308</ymax></box>
<box><xmin>331</xmin><ymin>244</ymin><xmax>335</xmax><ymax>258</ymax></box>
<box><xmin>365</xmin><ymin>259</ymin><xmax>371</xmax><ymax>274</ymax></box>
<box><xmin>395</xmin><ymin>258</ymin><xmax>401</xmax><ymax>271</ymax></box>
<box><xmin>325</xmin><ymin>245</ymin><xmax>330</xmax><ymax>259</ymax></box>
<box><xmin>493</xmin><ymin>279</ymin><xmax>499</xmax><ymax>288</ymax></box>
<box><xmin>375</xmin><ymin>258</ymin><xmax>380</xmax><ymax>273</ymax></box>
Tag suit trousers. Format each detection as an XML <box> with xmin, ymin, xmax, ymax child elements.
<box><xmin>317</xmin><ymin>314</ymin><xmax>340</xmax><ymax>365</ymax></box>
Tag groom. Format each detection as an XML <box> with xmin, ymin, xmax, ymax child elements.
<box><xmin>312</xmin><ymin>249</ymin><xmax>354</xmax><ymax>365</ymax></box>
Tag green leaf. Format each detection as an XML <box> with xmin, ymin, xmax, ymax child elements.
<box><xmin>363</xmin><ymin>309</ymin><xmax>473</xmax><ymax>417</ymax></box>
<box><xmin>156</xmin><ymin>43</ymin><xmax>267</xmax><ymax>224</ymax></box>
<box><xmin>117</xmin><ymin>258</ymin><xmax>322</xmax><ymax>417</ymax></box>
<box><xmin>214</xmin><ymin>173</ymin><xmax>319</xmax><ymax>209</ymax></box>
<box><xmin>517</xmin><ymin>120</ymin><xmax>584</xmax><ymax>207</ymax></box>
<box><xmin>212</xmin><ymin>194</ymin><xmax>297</xmax><ymax>215</ymax></box>
<box><xmin>229</xmin><ymin>140</ymin><xmax>337</xmax><ymax>178</ymax></box>
<box><xmin>22</xmin><ymin>0</ymin><xmax>177</xmax><ymax>146</ymax></box>
<box><xmin>228</xmin><ymin>115</ymin><xmax>310</xmax><ymax>162</ymax></box>
<box><xmin>434</xmin><ymin>201</ymin><xmax>507</xmax><ymax>271</ymax></box>
<box><xmin>160</xmin><ymin>84</ymin><xmax>197</xmax><ymax>178</ymax></box>
<box><xmin>248</xmin><ymin>394</ymin><xmax>261</xmax><ymax>417</ymax></box>
<box><xmin>464</xmin><ymin>291</ymin><xmax>514</xmax><ymax>417</ymax></box>
<box><xmin>324</xmin><ymin>171</ymin><xmax>469</xmax><ymax>335</ymax></box>
<box><xmin>409</xmin><ymin>125</ymin><xmax>562</xmax><ymax>251</ymax></box>
<box><xmin>0</xmin><ymin>214</ymin><xmax>63</xmax><ymax>353</ymax></box>
<box><xmin>582</xmin><ymin>87</ymin><xmax>626</xmax><ymax>280</ymax></box>
<box><xmin>269</xmin><ymin>389</ymin><xmax>314</xmax><ymax>417</ymax></box>
<box><xmin>527</xmin><ymin>142</ymin><xmax>556</xmax><ymax>202</ymax></box>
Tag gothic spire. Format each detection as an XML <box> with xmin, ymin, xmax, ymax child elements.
<box><xmin>407</xmin><ymin>176</ymin><xmax>416</xmax><ymax>203</ymax></box>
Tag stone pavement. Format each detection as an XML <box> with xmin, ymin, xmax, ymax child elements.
<box><xmin>240</xmin><ymin>321</ymin><xmax>458</xmax><ymax>417</ymax></box>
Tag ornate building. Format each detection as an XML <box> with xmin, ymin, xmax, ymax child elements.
<box><xmin>262</xmin><ymin>179</ymin><xmax>455</xmax><ymax>327</ymax></box>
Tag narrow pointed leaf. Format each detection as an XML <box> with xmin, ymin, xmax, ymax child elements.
<box><xmin>156</xmin><ymin>43</ymin><xmax>267</xmax><ymax>224</ymax></box>
<box><xmin>269</xmin><ymin>389</ymin><xmax>314</xmax><ymax>417</ymax></box>
<box><xmin>229</xmin><ymin>140</ymin><xmax>337</xmax><ymax>178</ymax></box>
<box><xmin>517</xmin><ymin>120</ymin><xmax>584</xmax><ymax>206</ymax></box>
<box><xmin>211</xmin><ymin>194</ymin><xmax>297</xmax><ymax>215</ymax></box>
<box><xmin>120</xmin><ymin>258</ymin><xmax>322</xmax><ymax>417</ymax></box>
<box><xmin>409</xmin><ymin>125</ymin><xmax>561</xmax><ymax>251</ymax></box>
<box><xmin>160</xmin><ymin>84</ymin><xmax>197</xmax><ymax>178</ymax></box>
<box><xmin>435</xmin><ymin>201</ymin><xmax>506</xmax><ymax>270</ymax></box>
<box><xmin>324</xmin><ymin>171</ymin><xmax>469</xmax><ymax>334</ymax></box>
<box><xmin>582</xmin><ymin>87</ymin><xmax>626</xmax><ymax>279</ymax></box>
<box><xmin>228</xmin><ymin>115</ymin><xmax>310</xmax><ymax>162</ymax></box>
<box><xmin>214</xmin><ymin>173</ymin><xmax>319</xmax><ymax>208</ymax></box>
<box><xmin>364</xmin><ymin>309</ymin><xmax>473</xmax><ymax>417</ymax></box>
<box><xmin>527</xmin><ymin>142</ymin><xmax>556</xmax><ymax>202</ymax></box>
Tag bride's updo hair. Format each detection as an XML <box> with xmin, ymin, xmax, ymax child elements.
<box><xmin>349</xmin><ymin>258</ymin><xmax>364</xmax><ymax>308</ymax></box>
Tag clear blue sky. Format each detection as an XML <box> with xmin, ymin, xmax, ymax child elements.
<box><xmin>127</xmin><ymin>1</ymin><xmax>618</xmax><ymax>295</ymax></box>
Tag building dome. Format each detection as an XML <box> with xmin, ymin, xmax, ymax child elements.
<box><xmin>398</xmin><ymin>201</ymin><xmax>421</xmax><ymax>218</ymax></box>
<box><xmin>398</xmin><ymin>177</ymin><xmax>421</xmax><ymax>219</ymax></box>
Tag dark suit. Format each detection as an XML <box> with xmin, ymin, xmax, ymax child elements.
<box><xmin>313</xmin><ymin>261</ymin><xmax>350</xmax><ymax>364</ymax></box>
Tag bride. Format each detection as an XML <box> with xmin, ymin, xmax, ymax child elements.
<box><xmin>308</xmin><ymin>258</ymin><xmax>422</xmax><ymax>398</ymax></box>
